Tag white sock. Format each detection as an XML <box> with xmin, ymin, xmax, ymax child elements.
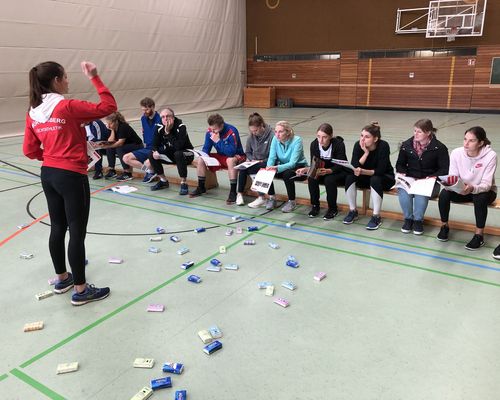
<box><xmin>346</xmin><ymin>184</ymin><xmax>357</xmax><ymax>210</ymax></box>
<box><xmin>371</xmin><ymin>187</ymin><xmax>382</xmax><ymax>215</ymax></box>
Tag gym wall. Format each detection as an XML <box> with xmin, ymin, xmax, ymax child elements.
<box><xmin>0</xmin><ymin>0</ymin><xmax>246</xmax><ymax>137</ymax></box>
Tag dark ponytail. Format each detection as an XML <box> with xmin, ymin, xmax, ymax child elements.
<box><xmin>29</xmin><ymin>61</ymin><xmax>65</xmax><ymax>108</ymax></box>
<box><xmin>466</xmin><ymin>126</ymin><xmax>491</xmax><ymax>146</ymax></box>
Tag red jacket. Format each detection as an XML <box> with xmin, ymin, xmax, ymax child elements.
<box><xmin>23</xmin><ymin>76</ymin><xmax>117</xmax><ymax>175</ymax></box>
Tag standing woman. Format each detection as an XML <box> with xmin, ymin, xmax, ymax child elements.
<box><xmin>296</xmin><ymin>123</ymin><xmax>347</xmax><ymax>220</ymax></box>
<box><xmin>437</xmin><ymin>127</ymin><xmax>497</xmax><ymax>250</ymax></box>
<box><xmin>266</xmin><ymin>121</ymin><xmax>308</xmax><ymax>212</ymax></box>
<box><xmin>24</xmin><ymin>61</ymin><xmax>116</xmax><ymax>306</ymax></box>
<box><xmin>236</xmin><ymin>112</ymin><xmax>274</xmax><ymax>208</ymax></box>
<box><xmin>343</xmin><ymin>122</ymin><xmax>395</xmax><ymax>230</ymax></box>
<box><xmin>396</xmin><ymin>119</ymin><xmax>449</xmax><ymax>235</ymax></box>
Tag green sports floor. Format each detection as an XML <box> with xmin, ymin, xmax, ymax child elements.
<box><xmin>2</xmin><ymin>107</ymin><xmax>500</xmax><ymax>400</ymax></box>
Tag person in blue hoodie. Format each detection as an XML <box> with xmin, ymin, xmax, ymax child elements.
<box><xmin>266</xmin><ymin>120</ymin><xmax>308</xmax><ymax>212</ymax></box>
<box><xmin>189</xmin><ymin>113</ymin><xmax>245</xmax><ymax>204</ymax></box>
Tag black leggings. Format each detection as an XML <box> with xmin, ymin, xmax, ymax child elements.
<box><xmin>270</xmin><ymin>168</ymin><xmax>307</xmax><ymax>200</ymax></box>
<box><xmin>107</xmin><ymin>143</ymin><xmax>144</xmax><ymax>170</ymax></box>
<box><xmin>237</xmin><ymin>161</ymin><xmax>267</xmax><ymax>193</ymax></box>
<box><xmin>149</xmin><ymin>151</ymin><xmax>194</xmax><ymax>178</ymax></box>
<box><xmin>344</xmin><ymin>174</ymin><xmax>394</xmax><ymax>197</ymax></box>
<box><xmin>309</xmin><ymin>172</ymin><xmax>346</xmax><ymax>211</ymax></box>
<box><xmin>438</xmin><ymin>189</ymin><xmax>497</xmax><ymax>229</ymax></box>
<box><xmin>41</xmin><ymin>167</ymin><xmax>90</xmax><ymax>285</ymax></box>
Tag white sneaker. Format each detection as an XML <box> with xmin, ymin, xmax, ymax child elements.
<box><xmin>236</xmin><ymin>193</ymin><xmax>245</xmax><ymax>206</ymax></box>
<box><xmin>281</xmin><ymin>200</ymin><xmax>296</xmax><ymax>213</ymax></box>
<box><xmin>248</xmin><ymin>196</ymin><xmax>266</xmax><ymax>208</ymax></box>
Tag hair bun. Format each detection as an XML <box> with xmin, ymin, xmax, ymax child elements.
<box><xmin>370</xmin><ymin>121</ymin><xmax>380</xmax><ymax>127</ymax></box>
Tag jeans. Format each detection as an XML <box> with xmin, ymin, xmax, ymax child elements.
<box><xmin>397</xmin><ymin>188</ymin><xmax>431</xmax><ymax>221</ymax></box>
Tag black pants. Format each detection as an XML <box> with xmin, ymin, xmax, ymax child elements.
<box><xmin>41</xmin><ymin>167</ymin><xmax>90</xmax><ymax>285</ymax></box>
<box><xmin>309</xmin><ymin>172</ymin><xmax>346</xmax><ymax>211</ymax></box>
<box><xmin>237</xmin><ymin>161</ymin><xmax>267</xmax><ymax>193</ymax></box>
<box><xmin>438</xmin><ymin>189</ymin><xmax>497</xmax><ymax>229</ymax></box>
<box><xmin>94</xmin><ymin>148</ymin><xmax>113</xmax><ymax>173</ymax></box>
<box><xmin>344</xmin><ymin>174</ymin><xmax>395</xmax><ymax>197</ymax></box>
<box><xmin>149</xmin><ymin>151</ymin><xmax>194</xmax><ymax>178</ymax></box>
<box><xmin>270</xmin><ymin>168</ymin><xmax>307</xmax><ymax>200</ymax></box>
<box><xmin>107</xmin><ymin>143</ymin><xmax>144</xmax><ymax>170</ymax></box>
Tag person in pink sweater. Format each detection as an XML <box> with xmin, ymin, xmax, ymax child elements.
<box><xmin>24</xmin><ymin>61</ymin><xmax>117</xmax><ymax>305</ymax></box>
<box><xmin>437</xmin><ymin>126</ymin><xmax>497</xmax><ymax>250</ymax></box>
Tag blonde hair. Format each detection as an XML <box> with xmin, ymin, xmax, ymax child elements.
<box><xmin>275</xmin><ymin>120</ymin><xmax>294</xmax><ymax>142</ymax></box>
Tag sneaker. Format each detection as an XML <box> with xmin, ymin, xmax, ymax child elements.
<box><xmin>143</xmin><ymin>172</ymin><xmax>157</xmax><ymax>183</ymax></box>
<box><xmin>248</xmin><ymin>196</ymin><xmax>266</xmax><ymax>208</ymax></box>
<box><xmin>54</xmin><ymin>272</ymin><xmax>74</xmax><ymax>294</ymax></box>
<box><xmin>465</xmin><ymin>234</ymin><xmax>485</xmax><ymax>251</ymax></box>
<box><xmin>323</xmin><ymin>209</ymin><xmax>338</xmax><ymax>220</ymax></box>
<box><xmin>437</xmin><ymin>225</ymin><xmax>449</xmax><ymax>242</ymax></box>
<box><xmin>366</xmin><ymin>215</ymin><xmax>382</xmax><ymax>230</ymax></box>
<box><xmin>179</xmin><ymin>183</ymin><xmax>189</xmax><ymax>195</ymax></box>
<box><xmin>492</xmin><ymin>245</ymin><xmax>500</xmax><ymax>260</ymax></box>
<box><xmin>116</xmin><ymin>172</ymin><xmax>133</xmax><ymax>181</ymax></box>
<box><xmin>92</xmin><ymin>171</ymin><xmax>103</xmax><ymax>180</ymax></box>
<box><xmin>281</xmin><ymin>200</ymin><xmax>296</xmax><ymax>213</ymax></box>
<box><xmin>413</xmin><ymin>220</ymin><xmax>424</xmax><ymax>235</ymax></box>
<box><xmin>308</xmin><ymin>205</ymin><xmax>320</xmax><ymax>218</ymax></box>
<box><xmin>265</xmin><ymin>197</ymin><xmax>276</xmax><ymax>210</ymax></box>
<box><xmin>236</xmin><ymin>193</ymin><xmax>245</xmax><ymax>206</ymax></box>
<box><xmin>151</xmin><ymin>180</ymin><xmax>169</xmax><ymax>191</ymax></box>
<box><xmin>104</xmin><ymin>169</ymin><xmax>117</xmax><ymax>179</ymax></box>
<box><xmin>226</xmin><ymin>192</ymin><xmax>237</xmax><ymax>205</ymax></box>
<box><xmin>401</xmin><ymin>219</ymin><xmax>413</xmax><ymax>234</ymax></box>
<box><xmin>71</xmin><ymin>284</ymin><xmax>110</xmax><ymax>306</ymax></box>
<box><xmin>343</xmin><ymin>210</ymin><xmax>359</xmax><ymax>224</ymax></box>
<box><xmin>189</xmin><ymin>187</ymin><xmax>206</xmax><ymax>198</ymax></box>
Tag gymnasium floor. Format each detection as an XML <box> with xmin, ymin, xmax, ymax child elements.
<box><xmin>2</xmin><ymin>107</ymin><xmax>500</xmax><ymax>400</ymax></box>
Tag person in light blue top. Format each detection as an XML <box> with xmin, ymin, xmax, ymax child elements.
<box><xmin>266</xmin><ymin>120</ymin><xmax>308</xmax><ymax>212</ymax></box>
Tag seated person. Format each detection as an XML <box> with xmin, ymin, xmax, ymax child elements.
<box><xmin>146</xmin><ymin>107</ymin><xmax>194</xmax><ymax>193</ymax></box>
<box><xmin>296</xmin><ymin>123</ymin><xmax>347</xmax><ymax>220</ymax></box>
<box><xmin>396</xmin><ymin>119</ymin><xmax>449</xmax><ymax>235</ymax></box>
<box><xmin>437</xmin><ymin>126</ymin><xmax>497</xmax><ymax>250</ymax></box>
<box><xmin>98</xmin><ymin>112</ymin><xmax>143</xmax><ymax>181</ymax></box>
<box><xmin>189</xmin><ymin>113</ymin><xmax>245</xmax><ymax>204</ymax></box>
<box><xmin>85</xmin><ymin>119</ymin><xmax>111</xmax><ymax>180</ymax></box>
<box><xmin>122</xmin><ymin>97</ymin><xmax>162</xmax><ymax>182</ymax></box>
<box><xmin>343</xmin><ymin>122</ymin><xmax>395</xmax><ymax>230</ymax></box>
<box><xmin>266</xmin><ymin>120</ymin><xmax>308</xmax><ymax>213</ymax></box>
<box><xmin>235</xmin><ymin>113</ymin><xmax>274</xmax><ymax>208</ymax></box>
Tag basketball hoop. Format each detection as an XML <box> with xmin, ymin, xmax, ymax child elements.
<box><xmin>447</xmin><ymin>26</ymin><xmax>459</xmax><ymax>42</ymax></box>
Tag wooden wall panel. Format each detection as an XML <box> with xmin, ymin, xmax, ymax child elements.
<box><xmin>275</xmin><ymin>87</ymin><xmax>340</xmax><ymax>106</ymax></box>
<box><xmin>339</xmin><ymin>50</ymin><xmax>358</xmax><ymax>107</ymax></box>
<box><xmin>471</xmin><ymin>45</ymin><xmax>500</xmax><ymax>111</ymax></box>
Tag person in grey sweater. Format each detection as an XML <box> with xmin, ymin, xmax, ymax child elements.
<box><xmin>236</xmin><ymin>113</ymin><xmax>274</xmax><ymax>207</ymax></box>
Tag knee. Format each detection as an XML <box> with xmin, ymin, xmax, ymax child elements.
<box><xmin>226</xmin><ymin>157</ymin><xmax>236</xmax><ymax>168</ymax></box>
<box><xmin>174</xmin><ymin>151</ymin><xmax>183</xmax><ymax>162</ymax></box>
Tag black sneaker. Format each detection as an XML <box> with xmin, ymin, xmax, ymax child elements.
<box><xmin>323</xmin><ymin>209</ymin><xmax>338</xmax><ymax>220</ymax></box>
<box><xmin>437</xmin><ymin>225</ymin><xmax>449</xmax><ymax>242</ymax></box>
<box><xmin>151</xmin><ymin>180</ymin><xmax>169</xmax><ymax>191</ymax></box>
<box><xmin>71</xmin><ymin>284</ymin><xmax>110</xmax><ymax>306</ymax></box>
<box><xmin>92</xmin><ymin>171</ymin><xmax>103</xmax><ymax>180</ymax></box>
<box><xmin>104</xmin><ymin>169</ymin><xmax>117</xmax><ymax>179</ymax></box>
<box><xmin>413</xmin><ymin>220</ymin><xmax>424</xmax><ymax>235</ymax></box>
<box><xmin>366</xmin><ymin>215</ymin><xmax>382</xmax><ymax>230</ymax></box>
<box><xmin>308</xmin><ymin>205</ymin><xmax>320</xmax><ymax>218</ymax></box>
<box><xmin>493</xmin><ymin>244</ymin><xmax>500</xmax><ymax>260</ymax></box>
<box><xmin>343</xmin><ymin>210</ymin><xmax>359</xmax><ymax>224</ymax></box>
<box><xmin>189</xmin><ymin>187</ymin><xmax>206</xmax><ymax>198</ymax></box>
<box><xmin>226</xmin><ymin>191</ymin><xmax>237</xmax><ymax>205</ymax></box>
<box><xmin>54</xmin><ymin>272</ymin><xmax>74</xmax><ymax>294</ymax></box>
<box><xmin>401</xmin><ymin>219</ymin><xmax>413</xmax><ymax>234</ymax></box>
<box><xmin>465</xmin><ymin>234</ymin><xmax>484</xmax><ymax>251</ymax></box>
<box><xmin>116</xmin><ymin>173</ymin><xmax>133</xmax><ymax>181</ymax></box>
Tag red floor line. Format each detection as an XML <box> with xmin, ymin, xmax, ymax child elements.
<box><xmin>0</xmin><ymin>182</ymin><xmax>117</xmax><ymax>247</ymax></box>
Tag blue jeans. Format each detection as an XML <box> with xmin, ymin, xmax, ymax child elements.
<box><xmin>397</xmin><ymin>188</ymin><xmax>430</xmax><ymax>221</ymax></box>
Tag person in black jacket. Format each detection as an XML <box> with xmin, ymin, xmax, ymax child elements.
<box><xmin>296</xmin><ymin>123</ymin><xmax>347</xmax><ymax>220</ymax></box>
<box><xmin>343</xmin><ymin>122</ymin><xmax>395</xmax><ymax>230</ymax></box>
<box><xmin>146</xmin><ymin>108</ymin><xmax>194</xmax><ymax>193</ymax></box>
<box><xmin>396</xmin><ymin>119</ymin><xmax>449</xmax><ymax>235</ymax></box>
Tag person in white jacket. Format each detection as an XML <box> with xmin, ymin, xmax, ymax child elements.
<box><xmin>437</xmin><ymin>126</ymin><xmax>497</xmax><ymax>250</ymax></box>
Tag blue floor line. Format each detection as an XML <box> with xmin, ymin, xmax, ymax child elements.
<box><xmin>106</xmin><ymin>191</ymin><xmax>500</xmax><ymax>273</ymax></box>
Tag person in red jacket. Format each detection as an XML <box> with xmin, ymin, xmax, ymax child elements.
<box><xmin>24</xmin><ymin>61</ymin><xmax>117</xmax><ymax>306</ymax></box>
